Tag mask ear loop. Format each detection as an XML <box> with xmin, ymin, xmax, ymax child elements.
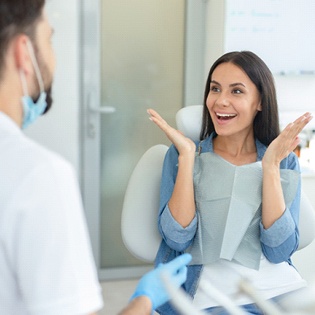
<box><xmin>25</xmin><ymin>39</ymin><xmax>45</xmax><ymax>94</ymax></box>
<box><xmin>19</xmin><ymin>69</ymin><xmax>29</xmax><ymax>97</ymax></box>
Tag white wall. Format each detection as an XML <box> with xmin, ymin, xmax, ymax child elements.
<box><xmin>204</xmin><ymin>0</ymin><xmax>225</xmax><ymax>79</ymax></box>
<box><xmin>25</xmin><ymin>0</ymin><xmax>81</xmax><ymax>173</ymax></box>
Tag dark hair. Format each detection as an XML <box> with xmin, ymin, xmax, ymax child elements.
<box><xmin>200</xmin><ymin>51</ymin><xmax>280</xmax><ymax>146</ymax></box>
<box><xmin>0</xmin><ymin>0</ymin><xmax>45</xmax><ymax>77</ymax></box>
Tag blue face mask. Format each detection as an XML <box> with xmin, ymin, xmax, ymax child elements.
<box><xmin>21</xmin><ymin>92</ymin><xmax>47</xmax><ymax>129</ymax></box>
<box><xmin>20</xmin><ymin>40</ymin><xmax>48</xmax><ymax>129</ymax></box>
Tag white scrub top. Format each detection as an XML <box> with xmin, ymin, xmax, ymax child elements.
<box><xmin>0</xmin><ymin>112</ymin><xmax>103</xmax><ymax>315</ymax></box>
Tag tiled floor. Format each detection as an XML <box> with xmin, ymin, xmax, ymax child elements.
<box><xmin>100</xmin><ymin>279</ymin><xmax>159</xmax><ymax>314</ymax></box>
<box><xmin>100</xmin><ymin>278</ymin><xmax>138</xmax><ymax>314</ymax></box>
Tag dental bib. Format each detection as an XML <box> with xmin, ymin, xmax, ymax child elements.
<box><xmin>186</xmin><ymin>151</ymin><xmax>299</xmax><ymax>270</ymax></box>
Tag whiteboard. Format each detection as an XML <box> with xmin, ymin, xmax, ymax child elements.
<box><xmin>224</xmin><ymin>0</ymin><xmax>315</xmax><ymax>75</ymax></box>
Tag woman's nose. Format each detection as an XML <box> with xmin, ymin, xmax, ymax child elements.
<box><xmin>216</xmin><ymin>92</ymin><xmax>230</xmax><ymax>107</ymax></box>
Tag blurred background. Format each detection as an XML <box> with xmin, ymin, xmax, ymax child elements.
<box><xmin>25</xmin><ymin>0</ymin><xmax>315</xmax><ymax>312</ymax></box>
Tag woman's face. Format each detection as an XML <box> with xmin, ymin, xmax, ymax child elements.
<box><xmin>206</xmin><ymin>62</ymin><xmax>262</xmax><ymax>138</ymax></box>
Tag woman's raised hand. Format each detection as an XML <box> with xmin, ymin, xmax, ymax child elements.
<box><xmin>263</xmin><ymin>112</ymin><xmax>313</xmax><ymax>167</ymax></box>
<box><xmin>147</xmin><ymin>109</ymin><xmax>196</xmax><ymax>156</ymax></box>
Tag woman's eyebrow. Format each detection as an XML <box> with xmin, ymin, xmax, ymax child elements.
<box><xmin>230</xmin><ymin>82</ymin><xmax>246</xmax><ymax>87</ymax></box>
<box><xmin>211</xmin><ymin>80</ymin><xmax>246</xmax><ymax>88</ymax></box>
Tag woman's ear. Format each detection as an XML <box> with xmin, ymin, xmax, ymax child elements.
<box><xmin>13</xmin><ymin>34</ymin><xmax>33</xmax><ymax>75</ymax></box>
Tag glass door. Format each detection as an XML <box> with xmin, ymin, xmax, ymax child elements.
<box><xmin>81</xmin><ymin>0</ymin><xmax>206</xmax><ymax>280</ymax></box>
<box><xmin>99</xmin><ymin>0</ymin><xmax>185</xmax><ymax>273</ymax></box>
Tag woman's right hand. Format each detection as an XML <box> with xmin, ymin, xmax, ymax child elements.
<box><xmin>148</xmin><ymin>109</ymin><xmax>196</xmax><ymax>228</ymax></box>
<box><xmin>147</xmin><ymin>109</ymin><xmax>196</xmax><ymax>156</ymax></box>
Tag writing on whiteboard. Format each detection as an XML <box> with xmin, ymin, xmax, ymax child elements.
<box><xmin>224</xmin><ymin>0</ymin><xmax>315</xmax><ymax>75</ymax></box>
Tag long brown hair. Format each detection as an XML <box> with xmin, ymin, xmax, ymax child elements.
<box><xmin>200</xmin><ymin>51</ymin><xmax>280</xmax><ymax>146</ymax></box>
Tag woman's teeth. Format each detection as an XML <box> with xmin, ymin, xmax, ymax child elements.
<box><xmin>216</xmin><ymin>113</ymin><xmax>237</xmax><ymax>120</ymax></box>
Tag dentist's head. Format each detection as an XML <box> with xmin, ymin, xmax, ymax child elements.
<box><xmin>0</xmin><ymin>0</ymin><xmax>55</xmax><ymax>128</ymax></box>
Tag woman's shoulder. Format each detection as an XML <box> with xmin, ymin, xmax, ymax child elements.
<box><xmin>197</xmin><ymin>134</ymin><xmax>214</xmax><ymax>153</ymax></box>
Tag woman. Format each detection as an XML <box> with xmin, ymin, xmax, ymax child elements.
<box><xmin>147</xmin><ymin>51</ymin><xmax>313</xmax><ymax>314</ymax></box>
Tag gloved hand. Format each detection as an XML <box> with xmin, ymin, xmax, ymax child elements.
<box><xmin>130</xmin><ymin>253</ymin><xmax>192</xmax><ymax>311</ymax></box>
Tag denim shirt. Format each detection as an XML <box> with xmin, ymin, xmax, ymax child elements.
<box><xmin>155</xmin><ymin>133</ymin><xmax>301</xmax><ymax>315</ymax></box>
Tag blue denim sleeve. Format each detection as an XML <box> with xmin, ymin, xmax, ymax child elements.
<box><xmin>158</xmin><ymin>144</ymin><xmax>197</xmax><ymax>252</ymax></box>
<box><xmin>260</xmin><ymin>152</ymin><xmax>301</xmax><ymax>263</ymax></box>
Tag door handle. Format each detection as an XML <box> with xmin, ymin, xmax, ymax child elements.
<box><xmin>86</xmin><ymin>91</ymin><xmax>116</xmax><ymax>138</ymax></box>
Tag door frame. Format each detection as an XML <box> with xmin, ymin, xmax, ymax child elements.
<box><xmin>80</xmin><ymin>0</ymin><xmax>207</xmax><ymax>280</ymax></box>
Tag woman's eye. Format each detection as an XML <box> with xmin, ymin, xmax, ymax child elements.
<box><xmin>232</xmin><ymin>89</ymin><xmax>242</xmax><ymax>94</ymax></box>
<box><xmin>210</xmin><ymin>86</ymin><xmax>220</xmax><ymax>92</ymax></box>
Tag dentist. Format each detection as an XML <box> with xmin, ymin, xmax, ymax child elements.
<box><xmin>0</xmin><ymin>1</ymin><xmax>190</xmax><ymax>314</ymax></box>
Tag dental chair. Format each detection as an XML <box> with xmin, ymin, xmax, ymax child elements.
<box><xmin>121</xmin><ymin>105</ymin><xmax>315</xmax><ymax>264</ymax></box>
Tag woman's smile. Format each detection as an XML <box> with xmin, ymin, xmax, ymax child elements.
<box><xmin>215</xmin><ymin>112</ymin><xmax>237</xmax><ymax>120</ymax></box>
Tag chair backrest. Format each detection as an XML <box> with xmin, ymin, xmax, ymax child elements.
<box><xmin>121</xmin><ymin>144</ymin><xmax>168</xmax><ymax>262</ymax></box>
<box><xmin>298</xmin><ymin>189</ymin><xmax>315</xmax><ymax>250</ymax></box>
<box><xmin>121</xmin><ymin>105</ymin><xmax>315</xmax><ymax>262</ymax></box>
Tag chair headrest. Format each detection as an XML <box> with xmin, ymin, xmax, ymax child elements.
<box><xmin>176</xmin><ymin>105</ymin><xmax>203</xmax><ymax>141</ymax></box>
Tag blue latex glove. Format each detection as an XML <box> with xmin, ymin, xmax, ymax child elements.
<box><xmin>130</xmin><ymin>253</ymin><xmax>192</xmax><ymax>311</ymax></box>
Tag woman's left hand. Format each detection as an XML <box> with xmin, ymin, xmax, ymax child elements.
<box><xmin>262</xmin><ymin>112</ymin><xmax>313</xmax><ymax>168</ymax></box>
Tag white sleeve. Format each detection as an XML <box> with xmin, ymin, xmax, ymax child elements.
<box><xmin>7</xmin><ymin>157</ymin><xmax>103</xmax><ymax>315</ymax></box>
